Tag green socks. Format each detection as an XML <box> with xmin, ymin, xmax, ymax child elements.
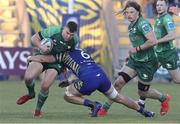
<box><xmin>159</xmin><ymin>94</ymin><xmax>167</xmax><ymax>103</ymax></box>
<box><xmin>36</xmin><ymin>90</ymin><xmax>49</xmax><ymax>111</ymax></box>
<box><xmin>102</xmin><ymin>102</ymin><xmax>111</xmax><ymax>111</ymax></box>
<box><xmin>26</xmin><ymin>81</ymin><xmax>35</xmax><ymax>97</ymax></box>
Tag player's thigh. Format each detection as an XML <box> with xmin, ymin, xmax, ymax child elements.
<box><xmin>121</xmin><ymin>64</ymin><xmax>137</xmax><ymax>78</ymax></box>
<box><xmin>115</xmin><ymin>64</ymin><xmax>136</xmax><ymax>84</ymax></box>
<box><xmin>41</xmin><ymin>69</ymin><xmax>58</xmax><ymax>88</ymax></box>
<box><xmin>25</xmin><ymin>62</ymin><xmax>43</xmax><ymax>79</ymax></box>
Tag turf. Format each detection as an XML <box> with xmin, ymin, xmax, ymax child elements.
<box><xmin>0</xmin><ymin>80</ymin><xmax>180</xmax><ymax>123</ymax></box>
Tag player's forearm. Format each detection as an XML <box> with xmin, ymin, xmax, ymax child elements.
<box><xmin>139</xmin><ymin>40</ymin><xmax>156</xmax><ymax>51</ymax></box>
<box><xmin>138</xmin><ymin>31</ymin><xmax>157</xmax><ymax>50</ymax></box>
<box><xmin>157</xmin><ymin>33</ymin><xmax>176</xmax><ymax>44</ymax></box>
<box><xmin>28</xmin><ymin>55</ymin><xmax>56</xmax><ymax>63</ymax></box>
<box><xmin>131</xmin><ymin>40</ymin><xmax>155</xmax><ymax>54</ymax></box>
<box><xmin>31</xmin><ymin>33</ymin><xmax>42</xmax><ymax>48</ymax></box>
<box><xmin>138</xmin><ymin>33</ymin><xmax>157</xmax><ymax>51</ymax></box>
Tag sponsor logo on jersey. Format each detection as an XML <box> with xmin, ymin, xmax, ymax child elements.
<box><xmin>96</xmin><ymin>73</ymin><xmax>101</xmax><ymax>77</ymax></box>
<box><xmin>68</xmin><ymin>46</ymin><xmax>71</xmax><ymax>49</ymax></box>
<box><xmin>142</xmin><ymin>24</ymin><xmax>151</xmax><ymax>33</ymax></box>
<box><xmin>167</xmin><ymin>22</ymin><xmax>175</xmax><ymax>30</ymax></box>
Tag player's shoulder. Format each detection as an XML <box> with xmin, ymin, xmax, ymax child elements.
<box><xmin>47</xmin><ymin>25</ymin><xmax>62</xmax><ymax>31</ymax></box>
<box><xmin>164</xmin><ymin>13</ymin><xmax>172</xmax><ymax>18</ymax></box>
<box><xmin>73</xmin><ymin>34</ymin><xmax>80</xmax><ymax>41</ymax></box>
<box><xmin>138</xmin><ymin>16</ymin><xmax>151</xmax><ymax>26</ymax></box>
<box><xmin>138</xmin><ymin>16</ymin><xmax>152</xmax><ymax>31</ymax></box>
<box><xmin>163</xmin><ymin>13</ymin><xmax>173</xmax><ymax>21</ymax></box>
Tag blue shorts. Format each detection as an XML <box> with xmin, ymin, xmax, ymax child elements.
<box><xmin>75</xmin><ymin>68</ymin><xmax>112</xmax><ymax>95</ymax></box>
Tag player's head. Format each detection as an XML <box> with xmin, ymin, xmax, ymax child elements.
<box><xmin>155</xmin><ymin>0</ymin><xmax>168</xmax><ymax>15</ymax></box>
<box><xmin>122</xmin><ymin>0</ymin><xmax>142</xmax><ymax>23</ymax></box>
<box><xmin>62</xmin><ymin>20</ymin><xmax>78</xmax><ymax>41</ymax></box>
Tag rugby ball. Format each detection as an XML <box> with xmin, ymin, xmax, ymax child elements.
<box><xmin>40</xmin><ymin>38</ymin><xmax>53</xmax><ymax>54</ymax></box>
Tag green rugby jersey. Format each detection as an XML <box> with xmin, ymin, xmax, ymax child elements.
<box><xmin>39</xmin><ymin>25</ymin><xmax>79</xmax><ymax>54</ymax></box>
<box><xmin>154</xmin><ymin>13</ymin><xmax>176</xmax><ymax>52</ymax></box>
<box><xmin>128</xmin><ymin>16</ymin><xmax>155</xmax><ymax>62</ymax></box>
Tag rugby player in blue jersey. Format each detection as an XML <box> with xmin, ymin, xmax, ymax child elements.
<box><xmin>28</xmin><ymin>48</ymin><xmax>155</xmax><ymax>117</ymax></box>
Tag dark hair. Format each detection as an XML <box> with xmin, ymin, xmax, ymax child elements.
<box><xmin>155</xmin><ymin>0</ymin><xmax>168</xmax><ymax>5</ymax></box>
<box><xmin>66</xmin><ymin>21</ymin><xmax>77</xmax><ymax>33</ymax></box>
<box><xmin>122</xmin><ymin>0</ymin><xmax>142</xmax><ymax>16</ymax></box>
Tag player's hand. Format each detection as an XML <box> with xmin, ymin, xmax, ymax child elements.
<box><xmin>27</xmin><ymin>56</ymin><xmax>32</xmax><ymax>63</ymax></box>
<box><xmin>128</xmin><ymin>47</ymin><xmax>137</xmax><ymax>55</ymax></box>
<box><xmin>39</xmin><ymin>45</ymin><xmax>50</xmax><ymax>54</ymax></box>
<box><xmin>58</xmin><ymin>80</ymin><xmax>70</xmax><ymax>88</ymax></box>
<box><xmin>169</xmin><ymin>6</ymin><xmax>179</xmax><ymax>16</ymax></box>
<box><xmin>27</xmin><ymin>55</ymin><xmax>46</xmax><ymax>63</ymax></box>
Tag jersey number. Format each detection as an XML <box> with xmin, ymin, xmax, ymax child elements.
<box><xmin>81</xmin><ymin>51</ymin><xmax>90</xmax><ymax>59</ymax></box>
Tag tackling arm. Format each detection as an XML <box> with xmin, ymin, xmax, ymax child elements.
<box><xmin>31</xmin><ymin>33</ymin><xmax>50</xmax><ymax>53</ymax></box>
<box><xmin>28</xmin><ymin>55</ymin><xmax>56</xmax><ymax>63</ymax></box>
<box><xmin>31</xmin><ymin>33</ymin><xmax>42</xmax><ymax>48</ymax></box>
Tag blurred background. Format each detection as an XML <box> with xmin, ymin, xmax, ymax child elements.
<box><xmin>0</xmin><ymin>0</ymin><xmax>180</xmax><ymax>82</ymax></box>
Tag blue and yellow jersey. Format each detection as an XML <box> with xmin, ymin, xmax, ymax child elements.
<box><xmin>61</xmin><ymin>49</ymin><xmax>99</xmax><ymax>77</ymax></box>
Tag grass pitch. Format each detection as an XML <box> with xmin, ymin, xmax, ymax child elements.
<box><xmin>0</xmin><ymin>80</ymin><xmax>180</xmax><ymax>123</ymax></box>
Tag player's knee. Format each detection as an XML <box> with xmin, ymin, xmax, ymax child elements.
<box><xmin>64</xmin><ymin>86</ymin><xmax>75</xmax><ymax>103</ymax></box>
<box><xmin>138</xmin><ymin>81</ymin><xmax>150</xmax><ymax>97</ymax></box>
<box><xmin>172</xmin><ymin>76</ymin><xmax>180</xmax><ymax>84</ymax></box>
<box><xmin>118</xmin><ymin>72</ymin><xmax>132</xmax><ymax>83</ymax></box>
<box><xmin>24</xmin><ymin>75</ymin><xmax>34</xmax><ymax>83</ymax></box>
<box><xmin>114</xmin><ymin>73</ymin><xmax>130</xmax><ymax>89</ymax></box>
<box><xmin>106</xmin><ymin>88</ymin><xmax>119</xmax><ymax>100</ymax></box>
<box><xmin>64</xmin><ymin>86</ymin><xmax>75</xmax><ymax>97</ymax></box>
<box><xmin>41</xmin><ymin>83</ymin><xmax>50</xmax><ymax>91</ymax></box>
<box><xmin>64</xmin><ymin>93</ymin><xmax>69</xmax><ymax>102</ymax></box>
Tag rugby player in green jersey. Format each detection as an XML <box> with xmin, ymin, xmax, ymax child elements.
<box><xmin>138</xmin><ymin>0</ymin><xmax>180</xmax><ymax>114</ymax></box>
<box><xmin>98</xmin><ymin>0</ymin><xmax>169</xmax><ymax>116</ymax></box>
<box><xmin>16</xmin><ymin>20</ymin><xmax>79</xmax><ymax>117</ymax></box>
